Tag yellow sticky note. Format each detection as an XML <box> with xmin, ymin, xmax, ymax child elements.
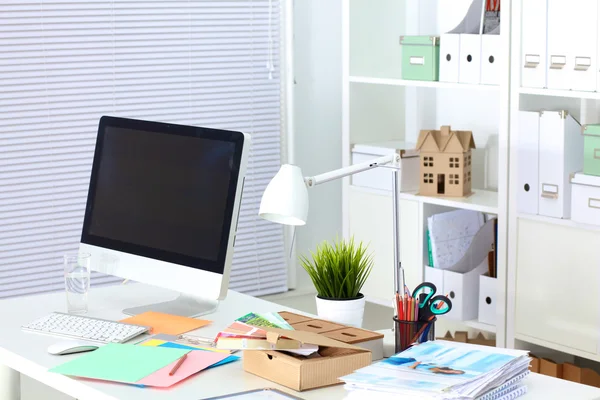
<box><xmin>120</xmin><ymin>311</ymin><xmax>211</xmax><ymax>335</ymax></box>
<box><xmin>140</xmin><ymin>339</ymin><xmax>166</xmax><ymax>347</ymax></box>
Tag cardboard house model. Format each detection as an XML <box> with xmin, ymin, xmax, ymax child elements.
<box><xmin>415</xmin><ymin>125</ymin><xmax>476</xmax><ymax>197</ymax></box>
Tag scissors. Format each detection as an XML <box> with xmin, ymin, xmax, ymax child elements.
<box><xmin>411</xmin><ymin>282</ymin><xmax>452</xmax><ymax>321</ymax></box>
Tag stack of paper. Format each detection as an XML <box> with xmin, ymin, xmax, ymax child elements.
<box><xmin>341</xmin><ymin>340</ymin><xmax>530</xmax><ymax>400</ymax></box>
<box><xmin>214</xmin><ymin>312</ymin><xmax>317</xmax><ymax>356</ymax></box>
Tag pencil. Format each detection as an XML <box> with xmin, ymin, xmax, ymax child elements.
<box><xmin>410</xmin><ymin>315</ymin><xmax>435</xmax><ymax>344</ymax></box>
<box><xmin>169</xmin><ymin>353</ymin><xmax>188</xmax><ymax>376</ymax></box>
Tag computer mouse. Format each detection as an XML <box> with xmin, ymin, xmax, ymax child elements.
<box><xmin>47</xmin><ymin>340</ymin><xmax>100</xmax><ymax>355</ymax></box>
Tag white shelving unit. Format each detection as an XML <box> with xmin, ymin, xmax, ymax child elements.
<box><xmin>506</xmin><ymin>0</ymin><xmax>600</xmax><ymax>364</ymax></box>
<box><xmin>342</xmin><ymin>0</ymin><xmax>510</xmax><ymax>346</ymax></box>
<box><xmin>343</xmin><ymin>0</ymin><xmax>600</xmax><ymax>365</ymax></box>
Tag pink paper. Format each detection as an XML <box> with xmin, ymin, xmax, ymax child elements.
<box><xmin>137</xmin><ymin>350</ymin><xmax>229</xmax><ymax>388</ymax></box>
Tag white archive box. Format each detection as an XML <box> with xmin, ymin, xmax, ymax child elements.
<box><xmin>521</xmin><ymin>0</ymin><xmax>547</xmax><ymax>88</ymax></box>
<box><xmin>480</xmin><ymin>34</ymin><xmax>501</xmax><ymax>86</ymax></box>
<box><xmin>458</xmin><ymin>34</ymin><xmax>482</xmax><ymax>84</ymax></box>
<box><xmin>424</xmin><ymin>262</ymin><xmax>487</xmax><ymax>322</ymax></box>
<box><xmin>439</xmin><ymin>34</ymin><xmax>460</xmax><ymax>83</ymax></box>
<box><xmin>538</xmin><ymin>111</ymin><xmax>583</xmax><ymax>219</ymax></box>
<box><xmin>517</xmin><ymin>111</ymin><xmax>540</xmax><ymax>215</ymax></box>
<box><xmin>547</xmin><ymin>0</ymin><xmax>598</xmax><ymax>91</ymax></box>
<box><xmin>569</xmin><ymin>0</ymin><xmax>597</xmax><ymax>92</ymax></box>
<box><xmin>571</xmin><ymin>173</ymin><xmax>600</xmax><ymax>226</ymax></box>
<box><xmin>546</xmin><ymin>0</ymin><xmax>570</xmax><ymax>90</ymax></box>
<box><xmin>478</xmin><ymin>274</ymin><xmax>497</xmax><ymax>326</ymax></box>
<box><xmin>351</xmin><ymin>141</ymin><xmax>419</xmax><ymax>192</ymax></box>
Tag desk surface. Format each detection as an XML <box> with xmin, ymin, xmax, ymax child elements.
<box><xmin>1</xmin><ymin>284</ymin><xmax>600</xmax><ymax>400</ymax></box>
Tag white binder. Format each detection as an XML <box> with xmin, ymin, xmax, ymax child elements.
<box><xmin>440</xmin><ymin>34</ymin><xmax>460</xmax><ymax>83</ymax></box>
<box><xmin>569</xmin><ymin>0</ymin><xmax>597</xmax><ymax>91</ymax></box>
<box><xmin>547</xmin><ymin>0</ymin><xmax>570</xmax><ymax>90</ymax></box>
<box><xmin>480</xmin><ymin>34</ymin><xmax>501</xmax><ymax>86</ymax></box>
<box><xmin>458</xmin><ymin>34</ymin><xmax>481</xmax><ymax>84</ymax></box>
<box><xmin>517</xmin><ymin>111</ymin><xmax>540</xmax><ymax>215</ymax></box>
<box><xmin>521</xmin><ymin>0</ymin><xmax>547</xmax><ymax>88</ymax></box>
<box><xmin>538</xmin><ymin>111</ymin><xmax>583</xmax><ymax>219</ymax></box>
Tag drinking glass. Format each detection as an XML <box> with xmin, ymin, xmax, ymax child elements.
<box><xmin>63</xmin><ymin>253</ymin><xmax>91</xmax><ymax>314</ymax></box>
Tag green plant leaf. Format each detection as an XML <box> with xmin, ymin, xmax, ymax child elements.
<box><xmin>299</xmin><ymin>236</ymin><xmax>374</xmax><ymax>299</ymax></box>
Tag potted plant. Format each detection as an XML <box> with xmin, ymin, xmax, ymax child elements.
<box><xmin>300</xmin><ymin>237</ymin><xmax>374</xmax><ymax>327</ymax></box>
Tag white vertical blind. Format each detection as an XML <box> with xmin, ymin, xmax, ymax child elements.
<box><xmin>0</xmin><ymin>0</ymin><xmax>287</xmax><ymax>299</ymax></box>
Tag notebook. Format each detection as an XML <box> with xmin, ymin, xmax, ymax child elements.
<box><xmin>476</xmin><ymin>371</ymin><xmax>530</xmax><ymax>400</ymax></box>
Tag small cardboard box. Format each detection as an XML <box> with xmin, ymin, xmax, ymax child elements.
<box><xmin>323</xmin><ymin>327</ymin><xmax>385</xmax><ymax>361</ymax></box>
<box><xmin>243</xmin><ymin>327</ymin><xmax>371</xmax><ymax>391</ymax></box>
<box><xmin>540</xmin><ymin>358</ymin><xmax>563</xmax><ymax>378</ymax></box>
<box><xmin>278</xmin><ymin>311</ymin><xmax>313</xmax><ymax>325</ymax></box>
<box><xmin>529</xmin><ymin>355</ymin><xmax>540</xmax><ymax>373</ymax></box>
<box><xmin>562</xmin><ymin>363</ymin><xmax>600</xmax><ymax>388</ymax></box>
<box><xmin>291</xmin><ymin>319</ymin><xmax>345</xmax><ymax>334</ymax></box>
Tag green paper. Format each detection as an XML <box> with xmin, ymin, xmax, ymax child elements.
<box><xmin>49</xmin><ymin>343</ymin><xmax>189</xmax><ymax>383</ymax></box>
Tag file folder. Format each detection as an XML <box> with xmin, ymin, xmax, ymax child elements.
<box><xmin>538</xmin><ymin>111</ymin><xmax>583</xmax><ymax>219</ymax></box>
<box><xmin>459</xmin><ymin>34</ymin><xmax>482</xmax><ymax>84</ymax></box>
<box><xmin>547</xmin><ymin>0</ymin><xmax>571</xmax><ymax>90</ymax></box>
<box><xmin>521</xmin><ymin>0</ymin><xmax>547</xmax><ymax>88</ymax></box>
<box><xmin>440</xmin><ymin>34</ymin><xmax>460</xmax><ymax>83</ymax></box>
<box><xmin>517</xmin><ymin>111</ymin><xmax>540</xmax><ymax>215</ymax></box>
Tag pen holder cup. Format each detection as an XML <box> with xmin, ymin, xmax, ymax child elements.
<box><xmin>393</xmin><ymin>316</ymin><xmax>436</xmax><ymax>353</ymax></box>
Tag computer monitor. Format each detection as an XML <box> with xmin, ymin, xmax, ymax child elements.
<box><xmin>80</xmin><ymin>116</ymin><xmax>249</xmax><ymax>317</ymax></box>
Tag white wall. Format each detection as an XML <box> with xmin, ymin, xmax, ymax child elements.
<box><xmin>292</xmin><ymin>0</ymin><xmax>343</xmax><ymax>290</ymax></box>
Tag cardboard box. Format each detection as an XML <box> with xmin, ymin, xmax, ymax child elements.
<box><xmin>243</xmin><ymin>327</ymin><xmax>371</xmax><ymax>391</ymax></box>
<box><xmin>436</xmin><ymin>331</ymin><xmax>495</xmax><ymax>347</ymax></box>
<box><xmin>278</xmin><ymin>311</ymin><xmax>313</xmax><ymax>325</ymax></box>
<box><xmin>291</xmin><ymin>319</ymin><xmax>345</xmax><ymax>334</ymax></box>
<box><xmin>540</xmin><ymin>358</ymin><xmax>563</xmax><ymax>378</ymax></box>
<box><xmin>529</xmin><ymin>355</ymin><xmax>540</xmax><ymax>373</ymax></box>
<box><xmin>323</xmin><ymin>327</ymin><xmax>385</xmax><ymax>361</ymax></box>
<box><xmin>562</xmin><ymin>363</ymin><xmax>600</xmax><ymax>388</ymax></box>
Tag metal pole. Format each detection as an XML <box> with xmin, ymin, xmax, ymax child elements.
<box><xmin>391</xmin><ymin>170</ymin><xmax>400</xmax><ymax>297</ymax></box>
<box><xmin>0</xmin><ymin>364</ymin><xmax>20</xmax><ymax>400</ymax></box>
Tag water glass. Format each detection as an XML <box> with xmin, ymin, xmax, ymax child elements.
<box><xmin>63</xmin><ymin>253</ymin><xmax>91</xmax><ymax>314</ymax></box>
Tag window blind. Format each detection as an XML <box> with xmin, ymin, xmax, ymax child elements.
<box><xmin>0</xmin><ymin>0</ymin><xmax>287</xmax><ymax>299</ymax></box>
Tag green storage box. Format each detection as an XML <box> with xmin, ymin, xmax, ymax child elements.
<box><xmin>583</xmin><ymin>124</ymin><xmax>600</xmax><ymax>176</ymax></box>
<box><xmin>399</xmin><ymin>36</ymin><xmax>440</xmax><ymax>81</ymax></box>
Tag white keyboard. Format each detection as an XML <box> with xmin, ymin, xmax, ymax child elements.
<box><xmin>22</xmin><ymin>312</ymin><xmax>150</xmax><ymax>344</ymax></box>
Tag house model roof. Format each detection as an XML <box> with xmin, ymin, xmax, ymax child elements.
<box><xmin>415</xmin><ymin>125</ymin><xmax>476</xmax><ymax>153</ymax></box>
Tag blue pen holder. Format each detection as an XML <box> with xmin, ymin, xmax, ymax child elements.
<box><xmin>393</xmin><ymin>316</ymin><xmax>436</xmax><ymax>353</ymax></box>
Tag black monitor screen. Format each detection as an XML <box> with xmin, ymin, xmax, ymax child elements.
<box><xmin>81</xmin><ymin>116</ymin><xmax>245</xmax><ymax>274</ymax></box>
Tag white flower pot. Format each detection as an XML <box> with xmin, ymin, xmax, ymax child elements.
<box><xmin>315</xmin><ymin>294</ymin><xmax>366</xmax><ymax>328</ymax></box>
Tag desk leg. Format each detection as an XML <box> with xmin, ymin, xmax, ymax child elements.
<box><xmin>0</xmin><ymin>364</ymin><xmax>20</xmax><ymax>400</ymax></box>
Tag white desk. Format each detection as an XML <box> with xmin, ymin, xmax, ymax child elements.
<box><xmin>1</xmin><ymin>284</ymin><xmax>600</xmax><ymax>400</ymax></box>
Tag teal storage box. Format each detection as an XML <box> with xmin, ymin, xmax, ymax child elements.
<box><xmin>400</xmin><ymin>36</ymin><xmax>440</xmax><ymax>81</ymax></box>
<box><xmin>583</xmin><ymin>124</ymin><xmax>600</xmax><ymax>176</ymax></box>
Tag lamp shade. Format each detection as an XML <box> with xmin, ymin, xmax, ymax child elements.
<box><xmin>259</xmin><ymin>164</ymin><xmax>309</xmax><ymax>226</ymax></box>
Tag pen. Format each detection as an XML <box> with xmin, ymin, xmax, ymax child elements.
<box><xmin>169</xmin><ymin>353</ymin><xmax>188</xmax><ymax>376</ymax></box>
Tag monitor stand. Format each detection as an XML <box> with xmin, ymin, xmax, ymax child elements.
<box><xmin>122</xmin><ymin>294</ymin><xmax>219</xmax><ymax>317</ymax></box>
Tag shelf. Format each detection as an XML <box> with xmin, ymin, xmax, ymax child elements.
<box><xmin>515</xmin><ymin>333</ymin><xmax>600</xmax><ymax>363</ymax></box>
<box><xmin>398</xmin><ymin>189</ymin><xmax>499</xmax><ymax>214</ymax></box>
<box><xmin>349</xmin><ymin>186</ymin><xmax>498</xmax><ymax>214</ymax></box>
<box><xmin>349</xmin><ymin>76</ymin><xmax>500</xmax><ymax>91</ymax></box>
<box><xmin>519</xmin><ymin>87</ymin><xmax>600</xmax><ymax>100</ymax></box>
<box><xmin>464</xmin><ymin>320</ymin><xmax>497</xmax><ymax>334</ymax></box>
<box><xmin>518</xmin><ymin>213</ymin><xmax>600</xmax><ymax>233</ymax></box>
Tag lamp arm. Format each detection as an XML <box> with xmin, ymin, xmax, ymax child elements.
<box><xmin>304</xmin><ymin>154</ymin><xmax>400</xmax><ymax>187</ymax></box>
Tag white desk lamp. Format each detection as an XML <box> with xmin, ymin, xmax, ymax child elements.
<box><xmin>259</xmin><ymin>154</ymin><xmax>405</xmax><ymax>299</ymax></box>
